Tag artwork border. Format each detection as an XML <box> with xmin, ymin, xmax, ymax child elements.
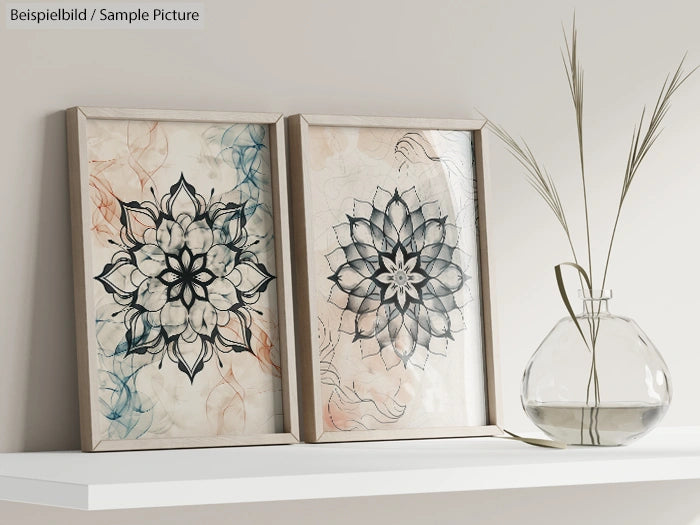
<box><xmin>67</xmin><ymin>107</ymin><xmax>299</xmax><ymax>451</ymax></box>
<box><xmin>287</xmin><ymin>114</ymin><xmax>502</xmax><ymax>443</ymax></box>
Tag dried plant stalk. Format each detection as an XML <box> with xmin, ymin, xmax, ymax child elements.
<box><xmin>485</xmin><ymin>15</ymin><xmax>695</xmax><ymax>444</ymax></box>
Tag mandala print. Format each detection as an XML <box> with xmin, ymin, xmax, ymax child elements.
<box><xmin>96</xmin><ymin>174</ymin><xmax>274</xmax><ymax>382</ymax></box>
<box><xmin>327</xmin><ymin>186</ymin><xmax>468</xmax><ymax>369</ymax></box>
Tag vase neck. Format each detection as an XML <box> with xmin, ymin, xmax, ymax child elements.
<box><xmin>579</xmin><ymin>289</ymin><xmax>612</xmax><ymax>316</ymax></box>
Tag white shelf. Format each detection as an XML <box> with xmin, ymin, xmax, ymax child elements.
<box><xmin>1</xmin><ymin>427</ymin><xmax>700</xmax><ymax>510</ymax></box>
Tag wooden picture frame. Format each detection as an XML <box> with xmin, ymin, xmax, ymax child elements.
<box><xmin>67</xmin><ymin>107</ymin><xmax>298</xmax><ymax>451</ymax></box>
<box><xmin>288</xmin><ymin>114</ymin><xmax>502</xmax><ymax>443</ymax></box>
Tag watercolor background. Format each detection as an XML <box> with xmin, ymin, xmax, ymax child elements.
<box><xmin>86</xmin><ymin>119</ymin><xmax>283</xmax><ymax>441</ymax></box>
<box><xmin>307</xmin><ymin>126</ymin><xmax>488</xmax><ymax>432</ymax></box>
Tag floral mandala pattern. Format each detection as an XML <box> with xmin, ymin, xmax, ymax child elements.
<box><xmin>96</xmin><ymin>173</ymin><xmax>274</xmax><ymax>382</ymax></box>
<box><xmin>327</xmin><ymin>187</ymin><xmax>468</xmax><ymax>369</ymax></box>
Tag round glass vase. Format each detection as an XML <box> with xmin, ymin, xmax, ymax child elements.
<box><xmin>521</xmin><ymin>290</ymin><xmax>672</xmax><ymax>446</ymax></box>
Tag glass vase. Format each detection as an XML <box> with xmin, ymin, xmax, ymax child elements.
<box><xmin>521</xmin><ymin>290</ymin><xmax>672</xmax><ymax>446</ymax></box>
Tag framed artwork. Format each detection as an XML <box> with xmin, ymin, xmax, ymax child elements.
<box><xmin>288</xmin><ymin>114</ymin><xmax>501</xmax><ymax>442</ymax></box>
<box><xmin>66</xmin><ymin>107</ymin><xmax>298</xmax><ymax>451</ymax></box>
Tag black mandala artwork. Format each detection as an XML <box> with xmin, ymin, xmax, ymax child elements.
<box><xmin>327</xmin><ymin>187</ymin><xmax>468</xmax><ymax>369</ymax></box>
<box><xmin>96</xmin><ymin>174</ymin><xmax>274</xmax><ymax>382</ymax></box>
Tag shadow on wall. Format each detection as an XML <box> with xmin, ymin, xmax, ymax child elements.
<box><xmin>23</xmin><ymin>111</ymin><xmax>80</xmax><ymax>452</ymax></box>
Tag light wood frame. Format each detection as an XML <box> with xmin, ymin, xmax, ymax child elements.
<box><xmin>288</xmin><ymin>114</ymin><xmax>502</xmax><ymax>443</ymax></box>
<box><xmin>67</xmin><ymin>107</ymin><xmax>299</xmax><ymax>451</ymax></box>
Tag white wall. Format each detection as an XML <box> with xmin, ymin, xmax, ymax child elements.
<box><xmin>1</xmin><ymin>0</ymin><xmax>700</xmax><ymax>522</ymax></box>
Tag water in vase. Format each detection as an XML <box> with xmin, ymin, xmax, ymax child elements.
<box><xmin>524</xmin><ymin>402</ymin><xmax>669</xmax><ymax>446</ymax></box>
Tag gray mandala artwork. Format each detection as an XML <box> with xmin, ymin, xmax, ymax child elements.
<box><xmin>95</xmin><ymin>174</ymin><xmax>274</xmax><ymax>382</ymax></box>
<box><xmin>327</xmin><ymin>186</ymin><xmax>469</xmax><ymax>368</ymax></box>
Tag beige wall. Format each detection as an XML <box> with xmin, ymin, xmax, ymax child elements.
<box><xmin>1</xmin><ymin>0</ymin><xmax>700</xmax><ymax>522</ymax></box>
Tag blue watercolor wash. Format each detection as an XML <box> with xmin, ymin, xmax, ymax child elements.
<box><xmin>95</xmin><ymin>307</ymin><xmax>155</xmax><ymax>440</ymax></box>
<box><xmin>213</xmin><ymin>123</ymin><xmax>275</xmax><ymax>250</ymax></box>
